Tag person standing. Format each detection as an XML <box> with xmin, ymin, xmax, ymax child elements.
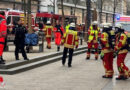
<box><xmin>0</xmin><ymin>11</ymin><xmax>7</xmax><ymax>64</ymax></box>
<box><xmin>86</xmin><ymin>21</ymin><xmax>101</xmax><ymax>60</ymax></box>
<box><xmin>12</xmin><ymin>19</ymin><xmax>29</xmax><ymax>60</ymax></box>
<box><xmin>114</xmin><ymin>24</ymin><xmax>129</xmax><ymax>80</ymax></box>
<box><xmin>61</xmin><ymin>23</ymin><xmax>79</xmax><ymax>67</ymax></box>
<box><xmin>43</xmin><ymin>21</ymin><xmax>53</xmax><ymax>49</ymax></box>
<box><xmin>100</xmin><ymin>23</ymin><xmax>114</xmax><ymax>78</ymax></box>
<box><xmin>54</xmin><ymin>21</ymin><xmax>64</xmax><ymax>51</ymax></box>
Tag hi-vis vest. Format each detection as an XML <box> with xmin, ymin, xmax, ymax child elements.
<box><xmin>43</xmin><ymin>25</ymin><xmax>53</xmax><ymax>37</ymax></box>
<box><xmin>62</xmin><ymin>29</ymin><xmax>79</xmax><ymax>49</ymax></box>
<box><xmin>88</xmin><ymin>26</ymin><xmax>100</xmax><ymax>42</ymax></box>
<box><xmin>65</xmin><ymin>24</ymin><xmax>70</xmax><ymax>31</ymax></box>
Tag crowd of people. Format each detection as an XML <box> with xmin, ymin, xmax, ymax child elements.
<box><xmin>0</xmin><ymin>11</ymin><xmax>129</xmax><ymax>80</ymax></box>
<box><xmin>87</xmin><ymin>21</ymin><xmax>129</xmax><ymax>80</ymax></box>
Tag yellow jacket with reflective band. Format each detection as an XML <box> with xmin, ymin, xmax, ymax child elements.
<box><xmin>65</xmin><ymin>24</ymin><xmax>70</xmax><ymax>31</ymax></box>
<box><xmin>115</xmin><ymin>33</ymin><xmax>128</xmax><ymax>54</ymax></box>
<box><xmin>62</xmin><ymin>29</ymin><xmax>79</xmax><ymax>49</ymax></box>
<box><xmin>101</xmin><ymin>32</ymin><xmax>113</xmax><ymax>53</ymax></box>
<box><xmin>88</xmin><ymin>26</ymin><xmax>100</xmax><ymax>42</ymax></box>
<box><xmin>43</xmin><ymin>25</ymin><xmax>53</xmax><ymax>37</ymax></box>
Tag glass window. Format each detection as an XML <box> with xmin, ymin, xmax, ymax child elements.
<box><xmin>12</xmin><ymin>16</ymin><xmax>20</xmax><ymax>25</ymax></box>
<box><xmin>7</xmin><ymin>16</ymin><xmax>11</xmax><ymax>25</ymax></box>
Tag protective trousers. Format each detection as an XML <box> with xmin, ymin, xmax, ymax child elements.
<box><xmin>46</xmin><ymin>37</ymin><xmax>51</xmax><ymax>49</ymax></box>
<box><xmin>103</xmin><ymin>52</ymin><xmax>114</xmax><ymax>77</ymax></box>
<box><xmin>0</xmin><ymin>44</ymin><xmax>4</xmax><ymax>56</ymax></box>
<box><xmin>117</xmin><ymin>53</ymin><xmax>129</xmax><ymax>78</ymax></box>
<box><xmin>87</xmin><ymin>41</ymin><xmax>98</xmax><ymax>59</ymax></box>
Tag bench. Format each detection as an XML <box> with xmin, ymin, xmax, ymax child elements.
<box><xmin>5</xmin><ymin>32</ymin><xmax>44</xmax><ymax>52</ymax></box>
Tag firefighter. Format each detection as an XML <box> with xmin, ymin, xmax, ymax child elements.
<box><xmin>0</xmin><ymin>11</ymin><xmax>7</xmax><ymax>64</ymax></box>
<box><xmin>114</xmin><ymin>24</ymin><xmax>129</xmax><ymax>80</ymax></box>
<box><xmin>65</xmin><ymin>21</ymin><xmax>70</xmax><ymax>31</ymax></box>
<box><xmin>100</xmin><ymin>23</ymin><xmax>114</xmax><ymax>78</ymax></box>
<box><xmin>43</xmin><ymin>21</ymin><xmax>53</xmax><ymax>49</ymax></box>
<box><xmin>54</xmin><ymin>21</ymin><xmax>64</xmax><ymax>51</ymax></box>
<box><xmin>61</xmin><ymin>23</ymin><xmax>79</xmax><ymax>67</ymax></box>
<box><xmin>86</xmin><ymin>21</ymin><xmax>101</xmax><ymax>60</ymax></box>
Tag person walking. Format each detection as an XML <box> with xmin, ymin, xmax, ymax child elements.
<box><xmin>43</xmin><ymin>21</ymin><xmax>53</xmax><ymax>49</ymax></box>
<box><xmin>12</xmin><ymin>19</ymin><xmax>29</xmax><ymax>60</ymax></box>
<box><xmin>86</xmin><ymin>21</ymin><xmax>101</xmax><ymax>60</ymax></box>
<box><xmin>114</xmin><ymin>24</ymin><xmax>129</xmax><ymax>80</ymax></box>
<box><xmin>61</xmin><ymin>23</ymin><xmax>79</xmax><ymax>67</ymax></box>
<box><xmin>100</xmin><ymin>23</ymin><xmax>114</xmax><ymax>78</ymax></box>
<box><xmin>54</xmin><ymin>21</ymin><xmax>64</xmax><ymax>51</ymax></box>
<box><xmin>0</xmin><ymin>11</ymin><xmax>7</xmax><ymax>64</ymax></box>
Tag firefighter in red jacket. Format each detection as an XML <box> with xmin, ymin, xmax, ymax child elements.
<box><xmin>61</xmin><ymin>23</ymin><xmax>79</xmax><ymax>67</ymax></box>
<box><xmin>100</xmin><ymin>23</ymin><xmax>114</xmax><ymax>78</ymax></box>
<box><xmin>43</xmin><ymin>21</ymin><xmax>53</xmax><ymax>49</ymax></box>
<box><xmin>86</xmin><ymin>21</ymin><xmax>101</xmax><ymax>60</ymax></box>
<box><xmin>0</xmin><ymin>11</ymin><xmax>7</xmax><ymax>64</ymax></box>
<box><xmin>114</xmin><ymin>24</ymin><xmax>129</xmax><ymax>80</ymax></box>
<box><xmin>54</xmin><ymin>21</ymin><xmax>64</xmax><ymax>51</ymax></box>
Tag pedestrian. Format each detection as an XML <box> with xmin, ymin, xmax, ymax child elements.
<box><xmin>12</xmin><ymin>19</ymin><xmax>29</xmax><ymax>60</ymax></box>
<box><xmin>43</xmin><ymin>21</ymin><xmax>53</xmax><ymax>49</ymax></box>
<box><xmin>54</xmin><ymin>21</ymin><xmax>64</xmax><ymax>51</ymax></box>
<box><xmin>61</xmin><ymin>23</ymin><xmax>79</xmax><ymax>67</ymax></box>
<box><xmin>86</xmin><ymin>21</ymin><xmax>101</xmax><ymax>60</ymax></box>
<box><xmin>114</xmin><ymin>24</ymin><xmax>129</xmax><ymax>80</ymax></box>
<box><xmin>0</xmin><ymin>11</ymin><xmax>7</xmax><ymax>64</ymax></box>
<box><xmin>100</xmin><ymin>23</ymin><xmax>114</xmax><ymax>78</ymax></box>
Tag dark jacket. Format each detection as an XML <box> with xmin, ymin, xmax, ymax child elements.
<box><xmin>12</xmin><ymin>24</ymin><xmax>27</xmax><ymax>46</ymax></box>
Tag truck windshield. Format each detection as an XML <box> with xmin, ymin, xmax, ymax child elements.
<box><xmin>7</xmin><ymin>16</ymin><xmax>11</xmax><ymax>25</ymax></box>
<box><xmin>12</xmin><ymin>16</ymin><xmax>20</xmax><ymax>25</ymax></box>
<box><xmin>121</xmin><ymin>23</ymin><xmax>130</xmax><ymax>32</ymax></box>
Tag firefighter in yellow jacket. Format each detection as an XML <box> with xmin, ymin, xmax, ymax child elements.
<box><xmin>86</xmin><ymin>21</ymin><xmax>101</xmax><ymax>60</ymax></box>
<box><xmin>61</xmin><ymin>23</ymin><xmax>79</xmax><ymax>67</ymax></box>
<box><xmin>114</xmin><ymin>24</ymin><xmax>129</xmax><ymax>80</ymax></box>
<box><xmin>100</xmin><ymin>23</ymin><xmax>114</xmax><ymax>78</ymax></box>
<box><xmin>43</xmin><ymin>21</ymin><xmax>53</xmax><ymax>49</ymax></box>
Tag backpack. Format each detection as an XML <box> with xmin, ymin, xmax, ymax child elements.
<box><xmin>25</xmin><ymin>33</ymin><xmax>38</xmax><ymax>46</ymax></box>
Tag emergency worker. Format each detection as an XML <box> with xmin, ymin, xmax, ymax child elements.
<box><xmin>114</xmin><ymin>24</ymin><xmax>129</xmax><ymax>80</ymax></box>
<box><xmin>86</xmin><ymin>21</ymin><xmax>101</xmax><ymax>60</ymax></box>
<box><xmin>61</xmin><ymin>23</ymin><xmax>79</xmax><ymax>67</ymax></box>
<box><xmin>100</xmin><ymin>23</ymin><xmax>114</xmax><ymax>78</ymax></box>
<box><xmin>43</xmin><ymin>21</ymin><xmax>53</xmax><ymax>49</ymax></box>
<box><xmin>65</xmin><ymin>22</ymin><xmax>70</xmax><ymax>31</ymax></box>
<box><xmin>0</xmin><ymin>11</ymin><xmax>7</xmax><ymax>64</ymax></box>
<box><xmin>54</xmin><ymin>21</ymin><xmax>64</xmax><ymax>51</ymax></box>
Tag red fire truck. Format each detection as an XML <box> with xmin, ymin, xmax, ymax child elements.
<box><xmin>0</xmin><ymin>9</ymin><xmax>35</xmax><ymax>34</ymax></box>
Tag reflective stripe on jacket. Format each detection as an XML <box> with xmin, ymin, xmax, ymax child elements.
<box><xmin>62</xmin><ymin>29</ymin><xmax>79</xmax><ymax>49</ymax></box>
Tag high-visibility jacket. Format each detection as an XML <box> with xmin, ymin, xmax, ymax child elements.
<box><xmin>43</xmin><ymin>25</ymin><xmax>53</xmax><ymax>37</ymax></box>
<box><xmin>88</xmin><ymin>26</ymin><xmax>100</xmax><ymax>42</ymax></box>
<box><xmin>115</xmin><ymin>33</ymin><xmax>128</xmax><ymax>54</ymax></box>
<box><xmin>101</xmin><ymin>32</ymin><xmax>113</xmax><ymax>53</ymax></box>
<box><xmin>65</xmin><ymin>24</ymin><xmax>70</xmax><ymax>31</ymax></box>
<box><xmin>0</xmin><ymin>15</ymin><xmax>7</xmax><ymax>43</ymax></box>
<box><xmin>62</xmin><ymin>29</ymin><xmax>79</xmax><ymax>49</ymax></box>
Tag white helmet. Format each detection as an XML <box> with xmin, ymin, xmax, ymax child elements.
<box><xmin>101</xmin><ymin>23</ymin><xmax>109</xmax><ymax>28</ymax></box>
<box><xmin>107</xmin><ymin>23</ymin><xmax>112</xmax><ymax>27</ymax></box>
<box><xmin>70</xmin><ymin>23</ymin><xmax>75</xmax><ymax>27</ymax></box>
<box><xmin>115</xmin><ymin>24</ymin><xmax>122</xmax><ymax>29</ymax></box>
<box><xmin>47</xmin><ymin>21</ymin><xmax>51</xmax><ymax>24</ymax></box>
<box><xmin>92</xmin><ymin>21</ymin><xmax>98</xmax><ymax>25</ymax></box>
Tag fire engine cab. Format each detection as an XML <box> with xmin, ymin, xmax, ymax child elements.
<box><xmin>0</xmin><ymin>9</ymin><xmax>35</xmax><ymax>34</ymax></box>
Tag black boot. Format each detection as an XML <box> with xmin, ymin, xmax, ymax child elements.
<box><xmin>57</xmin><ymin>46</ymin><xmax>60</xmax><ymax>51</ymax></box>
<box><xmin>0</xmin><ymin>56</ymin><xmax>5</xmax><ymax>64</ymax></box>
